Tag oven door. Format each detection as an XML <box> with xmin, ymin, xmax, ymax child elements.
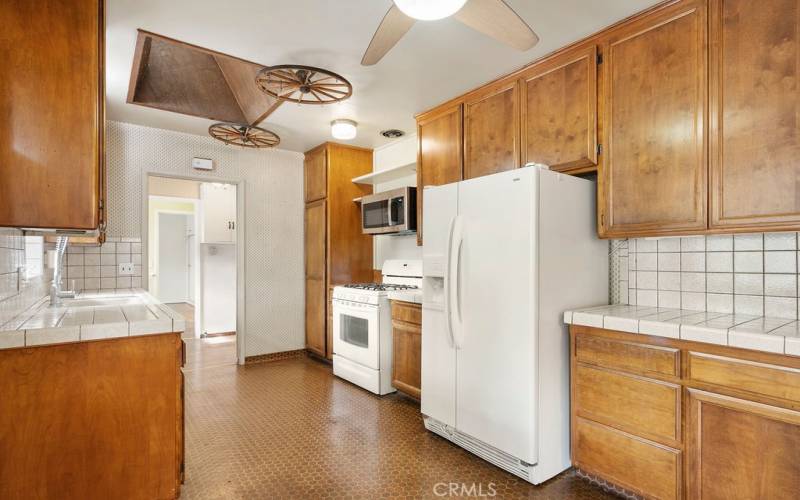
<box><xmin>332</xmin><ymin>299</ymin><xmax>380</xmax><ymax>369</ymax></box>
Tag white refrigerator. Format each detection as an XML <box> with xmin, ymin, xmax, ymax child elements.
<box><xmin>421</xmin><ymin>166</ymin><xmax>608</xmax><ymax>484</ymax></box>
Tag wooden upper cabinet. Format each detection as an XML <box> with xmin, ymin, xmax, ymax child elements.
<box><xmin>687</xmin><ymin>389</ymin><xmax>800</xmax><ymax>499</ymax></box>
<box><xmin>0</xmin><ymin>0</ymin><xmax>104</xmax><ymax>230</ymax></box>
<box><xmin>463</xmin><ymin>80</ymin><xmax>520</xmax><ymax>179</ymax></box>
<box><xmin>304</xmin><ymin>146</ymin><xmax>327</xmax><ymax>202</ymax></box>
<box><xmin>709</xmin><ymin>0</ymin><xmax>800</xmax><ymax>230</ymax></box>
<box><xmin>599</xmin><ymin>0</ymin><xmax>708</xmax><ymax>237</ymax></box>
<box><xmin>416</xmin><ymin>104</ymin><xmax>464</xmax><ymax>245</ymax></box>
<box><xmin>521</xmin><ymin>45</ymin><xmax>598</xmax><ymax>173</ymax></box>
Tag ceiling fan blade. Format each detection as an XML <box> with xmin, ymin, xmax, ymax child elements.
<box><xmin>454</xmin><ymin>0</ymin><xmax>539</xmax><ymax>51</ymax></box>
<box><xmin>361</xmin><ymin>5</ymin><xmax>416</xmax><ymax>66</ymax></box>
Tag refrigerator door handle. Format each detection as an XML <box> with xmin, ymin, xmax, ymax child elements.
<box><xmin>444</xmin><ymin>215</ymin><xmax>457</xmax><ymax>348</ymax></box>
<box><xmin>449</xmin><ymin>216</ymin><xmax>464</xmax><ymax>349</ymax></box>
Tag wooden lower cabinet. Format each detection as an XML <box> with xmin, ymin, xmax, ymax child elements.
<box><xmin>0</xmin><ymin>333</ymin><xmax>184</xmax><ymax>500</ymax></box>
<box><xmin>574</xmin><ymin>418</ymin><xmax>682</xmax><ymax>500</ymax></box>
<box><xmin>687</xmin><ymin>389</ymin><xmax>800</xmax><ymax>499</ymax></box>
<box><xmin>571</xmin><ymin>325</ymin><xmax>800</xmax><ymax>499</ymax></box>
<box><xmin>390</xmin><ymin>300</ymin><xmax>422</xmax><ymax>399</ymax></box>
<box><xmin>305</xmin><ymin>277</ymin><xmax>326</xmax><ymax>357</ymax></box>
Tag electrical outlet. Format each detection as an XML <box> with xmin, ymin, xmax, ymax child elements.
<box><xmin>118</xmin><ymin>263</ymin><xmax>134</xmax><ymax>276</ymax></box>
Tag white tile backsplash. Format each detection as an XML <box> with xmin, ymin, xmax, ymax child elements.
<box><xmin>615</xmin><ymin>234</ymin><xmax>800</xmax><ymax>319</ymax></box>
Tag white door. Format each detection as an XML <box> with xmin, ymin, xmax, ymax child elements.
<box><xmin>421</xmin><ymin>183</ymin><xmax>458</xmax><ymax>427</ymax></box>
<box><xmin>455</xmin><ymin>168</ymin><xmax>538</xmax><ymax>463</ymax></box>
<box><xmin>158</xmin><ymin>213</ymin><xmax>190</xmax><ymax>303</ymax></box>
<box><xmin>186</xmin><ymin>216</ymin><xmax>196</xmax><ymax>305</ymax></box>
<box><xmin>201</xmin><ymin>183</ymin><xmax>236</xmax><ymax>244</ymax></box>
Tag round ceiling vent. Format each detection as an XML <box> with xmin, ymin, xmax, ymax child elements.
<box><xmin>380</xmin><ymin>129</ymin><xmax>405</xmax><ymax>138</ymax></box>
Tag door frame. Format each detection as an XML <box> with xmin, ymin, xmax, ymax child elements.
<box><xmin>142</xmin><ymin>173</ymin><xmax>247</xmax><ymax>365</ymax></box>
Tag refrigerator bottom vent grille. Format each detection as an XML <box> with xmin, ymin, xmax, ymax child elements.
<box><xmin>423</xmin><ymin>416</ymin><xmax>533</xmax><ymax>482</ymax></box>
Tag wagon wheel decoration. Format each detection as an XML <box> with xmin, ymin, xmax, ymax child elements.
<box><xmin>208</xmin><ymin>123</ymin><xmax>280</xmax><ymax>148</ymax></box>
<box><xmin>255</xmin><ymin>64</ymin><xmax>353</xmax><ymax>104</ymax></box>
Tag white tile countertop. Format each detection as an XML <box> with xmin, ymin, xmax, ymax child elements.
<box><xmin>387</xmin><ymin>290</ymin><xmax>423</xmax><ymax>304</ymax></box>
<box><xmin>564</xmin><ymin>304</ymin><xmax>800</xmax><ymax>356</ymax></box>
<box><xmin>0</xmin><ymin>289</ymin><xmax>185</xmax><ymax>350</ymax></box>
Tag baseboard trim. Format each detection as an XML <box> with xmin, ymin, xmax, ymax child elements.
<box><xmin>244</xmin><ymin>349</ymin><xmax>305</xmax><ymax>365</ymax></box>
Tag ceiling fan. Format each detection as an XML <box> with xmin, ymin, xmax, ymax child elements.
<box><xmin>362</xmin><ymin>0</ymin><xmax>539</xmax><ymax>65</ymax></box>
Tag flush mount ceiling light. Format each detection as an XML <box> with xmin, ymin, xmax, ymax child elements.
<box><xmin>331</xmin><ymin>119</ymin><xmax>357</xmax><ymax>140</ymax></box>
<box><xmin>394</xmin><ymin>0</ymin><xmax>468</xmax><ymax>20</ymax></box>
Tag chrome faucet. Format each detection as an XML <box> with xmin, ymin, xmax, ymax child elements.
<box><xmin>50</xmin><ymin>236</ymin><xmax>76</xmax><ymax>306</ymax></box>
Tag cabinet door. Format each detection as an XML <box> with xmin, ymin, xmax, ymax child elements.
<box><xmin>304</xmin><ymin>146</ymin><xmax>327</xmax><ymax>202</ymax></box>
<box><xmin>416</xmin><ymin>104</ymin><xmax>464</xmax><ymax>245</ymax></box>
<box><xmin>599</xmin><ymin>0</ymin><xmax>707</xmax><ymax>237</ymax></box>
<box><xmin>709</xmin><ymin>0</ymin><xmax>800</xmax><ymax>230</ymax></box>
<box><xmin>463</xmin><ymin>80</ymin><xmax>520</xmax><ymax>180</ymax></box>
<box><xmin>392</xmin><ymin>319</ymin><xmax>422</xmax><ymax>399</ymax></box>
<box><xmin>521</xmin><ymin>45</ymin><xmax>598</xmax><ymax>173</ymax></box>
<box><xmin>305</xmin><ymin>278</ymin><xmax>326</xmax><ymax>357</ymax></box>
<box><xmin>305</xmin><ymin>200</ymin><xmax>326</xmax><ymax>281</ymax></box>
<box><xmin>201</xmin><ymin>183</ymin><xmax>236</xmax><ymax>244</ymax></box>
<box><xmin>305</xmin><ymin>200</ymin><xmax>326</xmax><ymax>356</ymax></box>
<box><xmin>0</xmin><ymin>0</ymin><xmax>104</xmax><ymax>230</ymax></box>
<box><xmin>687</xmin><ymin>389</ymin><xmax>800</xmax><ymax>499</ymax></box>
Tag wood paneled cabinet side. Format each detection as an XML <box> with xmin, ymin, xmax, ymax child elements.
<box><xmin>326</xmin><ymin>144</ymin><xmax>374</xmax><ymax>289</ymax></box>
<box><xmin>415</xmin><ymin>104</ymin><xmax>464</xmax><ymax>246</ymax></box>
<box><xmin>0</xmin><ymin>0</ymin><xmax>105</xmax><ymax>230</ymax></box>
<box><xmin>0</xmin><ymin>334</ymin><xmax>183</xmax><ymax>499</ymax></box>
<box><xmin>597</xmin><ymin>0</ymin><xmax>708</xmax><ymax>237</ymax></box>
<box><xmin>463</xmin><ymin>79</ymin><xmax>521</xmax><ymax>180</ymax></box>
<box><xmin>708</xmin><ymin>0</ymin><xmax>800</xmax><ymax>231</ymax></box>
<box><xmin>520</xmin><ymin>44</ymin><xmax>598</xmax><ymax>174</ymax></box>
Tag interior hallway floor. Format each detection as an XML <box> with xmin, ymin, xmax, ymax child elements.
<box><xmin>168</xmin><ymin>303</ymin><xmax>238</xmax><ymax>371</ymax></box>
<box><xmin>179</xmin><ymin>342</ymin><xmax>618</xmax><ymax>499</ymax></box>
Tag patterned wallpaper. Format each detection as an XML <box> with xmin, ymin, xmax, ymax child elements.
<box><xmin>106</xmin><ymin>121</ymin><xmax>305</xmax><ymax>356</ymax></box>
<box><xmin>610</xmin><ymin>233</ymin><xmax>800</xmax><ymax>319</ymax></box>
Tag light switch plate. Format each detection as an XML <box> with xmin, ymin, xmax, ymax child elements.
<box><xmin>118</xmin><ymin>263</ymin><xmax>134</xmax><ymax>276</ymax></box>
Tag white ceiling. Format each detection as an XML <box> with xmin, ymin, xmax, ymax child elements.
<box><xmin>106</xmin><ymin>0</ymin><xmax>662</xmax><ymax>153</ymax></box>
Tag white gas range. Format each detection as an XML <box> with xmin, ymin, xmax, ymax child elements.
<box><xmin>332</xmin><ymin>259</ymin><xmax>422</xmax><ymax>395</ymax></box>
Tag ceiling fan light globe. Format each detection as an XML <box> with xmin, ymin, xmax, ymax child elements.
<box><xmin>331</xmin><ymin>119</ymin><xmax>358</xmax><ymax>140</ymax></box>
<box><xmin>393</xmin><ymin>0</ymin><xmax>468</xmax><ymax>20</ymax></box>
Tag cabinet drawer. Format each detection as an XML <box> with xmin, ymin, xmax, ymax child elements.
<box><xmin>574</xmin><ymin>418</ymin><xmax>681</xmax><ymax>500</ymax></box>
<box><xmin>390</xmin><ymin>301</ymin><xmax>421</xmax><ymax>325</ymax></box>
<box><xmin>688</xmin><ymin>352</ymin><xmax>800</xmax><ymax>403</ymax></box>
<box><xmin>575</xmin><ymin>333</ymin><xmax>680</xmax><ymax>377</ymax></box>
<box><xmin>575</xmin><ymin>364</ymin><xmax>680</xmax><ymax>444</ymax></box>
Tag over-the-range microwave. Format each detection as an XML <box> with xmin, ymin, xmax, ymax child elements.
<box><xmin>360</xmin><ymin>187</ymin><xmax>417</xmax><ymax>235</ymax></box>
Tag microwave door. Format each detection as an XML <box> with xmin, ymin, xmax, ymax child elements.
<box><xmin>362</xmin><ymin>200</ymin><xmax>389</xmax><ymax>231</ymax></box>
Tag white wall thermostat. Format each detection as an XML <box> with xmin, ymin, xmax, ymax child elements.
<box><xmin>192</xmin><ymin>157</ymin><xmax>214</xmax><ymax>171</ymax></box>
